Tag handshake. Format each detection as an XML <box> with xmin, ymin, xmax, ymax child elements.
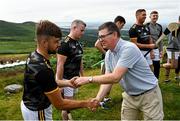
<box><xmin>86</xmin><ymin>98</ymin><xmax>100</xmax><ymax>112</ymax></box>
<box><xmin>65</xmin><ymin>76</ymin><xmax>100</xmax><ymax>111</ymax></box>
<box><xmin>67</xmin><ymin>76</ymin><xmax>93</xmax><ymax>88</ymax></box>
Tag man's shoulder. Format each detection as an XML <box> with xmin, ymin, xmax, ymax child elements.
<box><xmin>29</xmin><ymin>51</ymin><xmax>50</xmax><ymax>67</ymax></box>
<box><xmin>28</xmin><ymin>51</ymin><xmax>44</xmax><ymax>63</ymax></box>
<box><xmin>130</xmin><ymin>24</ymin><xmax>137</xmax><ymax>29</ymax></box>
<box><xmin>156</xmin><ymin>23</ymin><xmax>162</xmax><ymax>28</ymax></box>
<box><xmin>59</xmin><ymin>36</ymin><xmax>73</xmax><ymax>49</ymax></box>
<box><xmin>129</xmin><ymin>24</ymin><xmax>138</xmax><ymax>34</ymax></box>
<box><xmin>145</xmin><ymin>22</ymin><xmax>150</xmax><ymax>26</ymax></box>
<box><xmin>62</xmin><ymin>36</ymin><xmax>71</xmax><ymax>43</ymax></box>
<box><xmin>123</xmin><ymin>40</ymin><xmax>137</xmax><ymax>49</ymax></box>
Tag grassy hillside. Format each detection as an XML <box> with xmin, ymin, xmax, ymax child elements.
<box><xmin>0</xmin><ymin>41</ymin><xmax>36</xmax><ymax>54</ymax></box>
<box><xmin>0</xmin><ymin>20</ymin><xmax>35</xmax><ymax>41</ymax></box>
<box><xmin>0</xmin><ymin>20</ymin><xmax>98</xmax><ymax>54</ymax></box>
<box><xmin>0</xmin><ymin>65</ymin><xmax>179</xmax><ymax>120</ymax></box>
<box><xmin>0</xmin><ymin>20</ymin><xmax>168</xmax><ymax>54</ymax></box>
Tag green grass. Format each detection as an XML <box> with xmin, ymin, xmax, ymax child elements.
<box><xmin>0</xmin><ymin>20</ymin><xmax>35</xmax><ymax>41</ymax></box>
<box><xmin>0</xmin><ymin>21</ymin><xmax>176</xmax><ymax>119</ymax></box>
<box><xmin>0</xmin><ymin>65</ymin><xmax>180</xmax><ymax>120</ymax></box>
<box><xmin>0</xmin><ymin>41</ymin><xmax>35</xmax><ymax>54</ymax></box>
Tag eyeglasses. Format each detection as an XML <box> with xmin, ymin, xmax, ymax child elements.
<box><xmin>98</xmin><ymin>32</ymin><xmax>113</xmax><ymax>40</ymax></box>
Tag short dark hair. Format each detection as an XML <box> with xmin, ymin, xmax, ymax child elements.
<box><xmin>114</xmin><ymin>16</ymin><xmax>126</xmax><ymax>24</ymax></box>
<box><xmin>150</xmin><ymin>11</ymin><xmax>158</xmax><ymax>15</ymax></box>
<box><xmin>98</xmin><ymin>22</ymin><xmax>120</xmax><ymax>37</ymax></box>
<box><xmin>136</xmin><ymin>9</ymin><xmax>146</xmax><ymax>16</ymax></box>
<box><xmin>36</xmin><ymin>20</ymin><xmax>62</xmax><ymax>39</ymax></box>
<box><xmin>179</xmin><ymin>16</ymin><xmax>180</xmax><ymax>21</ymax></box>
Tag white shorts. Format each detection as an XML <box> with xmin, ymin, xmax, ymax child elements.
<box><xmin>141</xmin><ymin>50</ymin><xmax>153</xmax><ymax>65</ymax></box>
<box><xmin>63</xmin><ymin>79</ymin><xmax>77</xmax><ymax>97</ymax></box>
<box><xmin>167</xmin><ymin>51</ymin><xmax>180</xmax><ymax>60</ymax></box>
<box><xmin>21</xmin><ymin>101</ymin><xmax>52</xmax><ymax>120</ymax></box>
<box><xmin>153</xmin><ymin>49</ymin><xmax>160</xmax><ymax>61</ymax></box>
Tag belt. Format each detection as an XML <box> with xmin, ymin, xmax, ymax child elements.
<box><xmin>130</xmin><ymin>86</ymin><xmax>157</xmax><ymax>96</ymax></box>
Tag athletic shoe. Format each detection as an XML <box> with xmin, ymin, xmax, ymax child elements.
<box><xmin>99</xmin><ymin>101</ymin><xmax>109</xmax><ymax>110</ymax></box>
<box><xmin>103</xmin><ymin>97</ymin><xmax>111</xmax><ymax>103</ymax></box>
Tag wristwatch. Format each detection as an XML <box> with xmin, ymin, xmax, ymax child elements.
<box><xmin>88</xmin><ymin>76</ymin><xmax>93</xmax><ymax>83</ymax></box>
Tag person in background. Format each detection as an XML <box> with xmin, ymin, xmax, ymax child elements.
<box><xmin>21</xmin><ymin>20</ymin><xmax>98</xmax><ymax>121</ymax></box>
<box><xmin>146</xmin><ymin>11</ymin><xmax>163</xmax><ymax>79</ymax></box>
<box><xmin>56</xmin><ymin>19</ymin><xmax>86</xmax><ymax>120</ymax></box>
<box><xmin>94</xmin><ymin>16</ymin><xmax>126</xmax><ymax>108</ymax></box>
<box><xmin>129</xmin><ymin>9</ymin><xmax>156</xmax><ymax>69</ymax></box>
<box><xmin>163</xmin><ymin>16</ymin><xmax>180</xmax><ymax>83</ymax></box>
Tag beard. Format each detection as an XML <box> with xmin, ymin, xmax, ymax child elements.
<box><xmin>48</xmin><ymin>49</ymin><xmax>57</xmax><ymax>54</ymax></box>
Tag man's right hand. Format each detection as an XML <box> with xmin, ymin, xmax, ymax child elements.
<box><xmin>67</xmin><ymin>76</ymin><xmax>79</xmax><ymax>88</ymax></box>
<box><xmin>87</xmin><ymin>98</ymin><xmax>100</xmax><ymax>112</ymax></box>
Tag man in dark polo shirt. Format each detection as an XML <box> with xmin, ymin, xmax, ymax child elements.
<box><xmin>56</xmin><ymin>19</ymin><xmax>86</xmax><ymax>120</ymax></box>
<box><xmin>21</xmin><ymin>20</ymin><xmax>98</xmax><ymax>121</ymax></box>
<box><xmin>129</xmin><ymin>9</ymin><xmax>156</xmax><ymax>69</ymax></box>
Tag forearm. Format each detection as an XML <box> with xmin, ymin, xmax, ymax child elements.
<box><xmin>56</xmin><ymin>65</ymin><xmax>65</xmax><ymax>87</ymax></box>
<box><xmin>136</xmin><ymin>43</ymin><xmax>155</xmax><ymax>49</ymax></box>
<box><xmin>56</xmin><ymin>65</ymin><xmax>64</xmax><ymax>80</ymax></box>
<box><xmin>159</xmin><ymin>41</ymin><xmax>163</xmax><ymax>52</ymax></box>
<box><xmin>47</xmin><ymin>88</ymin><xmax>93</xmax><ymax>110</ymax></box>
<box><xmin>79</xmin><ymin>60</ymin><xmax>84</xmax><ymax>76</ymax></box>
<box><xmin>130</xmin><ymin>38</ymin><xmax>155</xmax><ymax>49</ymax></box>
<box><xmin>96</xmin><ymin>84</ymin><xmax>113</xmax><ymax>101</ymax></box>
<box><xmin>92</xmin><ymin>73</ymin><xmax>121</xmax><ymax>84</ymax></box>
<box><xmin>59</xmin><ymin>99</ymin><xmax>90</xmax><ymax>110</ymax></box>
<box><xmin>56</xmin><ymin>80</ymin><xmax>69</xmax><ymax>87</ymax></box>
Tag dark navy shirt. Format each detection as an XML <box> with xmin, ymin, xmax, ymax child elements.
<box><xmin>129</xmin><ymin>24</ymin><xmax>151</xmax><ymax>51</ymax></box>
<box><xmin>23</xmin><ymin>51</ymin><xmax>58</xmax><ymax>111</ymax></box>
<box><xmin>57</xmin><ymin>36</ymin><xmax>83</xmax><ymax>79</ymax></box>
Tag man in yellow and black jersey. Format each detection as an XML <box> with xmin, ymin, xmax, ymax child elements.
<box><xmin>21</xmin><ymin>20</ymin><xmax>98</xmax><ymax>121</ymax></box>
<box><xmin>57</xmin><ymin>35</ymin><xmax>83</xmax><ymax>80</ymax></box>
<box><xmin>56</xmin><ymin>19</ymin><xmax>86</xmax><ymax>120</ymax></box>
<box><xmin>129</xmin><ymin>9</ymin><xmax>156</xmax><ymax>69</ymax></box>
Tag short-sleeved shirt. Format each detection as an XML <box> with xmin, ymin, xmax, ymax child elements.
<box><xmin>129</xmin><ymin>24</ymin><xmax>151</xmax><ymax>51</ymax></box>
<box><xmin>23</xmin><ymin>51</ymin><xmax>58</xmax><ymax>111</ymax></box>
<box><xmin>167</xmin><ymin>27</ymin><xmax>180</xmax><ymax>52</ymax></box>
<box><xmin>105</xmin><ymin>39</ymin><xmax>158</xmax><ymax>96</ymax></box>
<box><xmin>57</xmin><ymin>36</ymin><xmax>83</xmax><ymax>79</ymax></box>
<box><xmin>146</xmin><ymin>22</ymin><xmax>163</xmax><ymax>51</ymax></box>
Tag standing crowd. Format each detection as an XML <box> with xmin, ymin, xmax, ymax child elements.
<box><xmin>21</xmin><ymin>9</ymin><xmax>180</xmax><ymax>120</ymax></box>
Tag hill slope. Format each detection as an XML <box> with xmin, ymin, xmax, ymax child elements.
<box><xmin>0</xmin><ymin>20</ymin><xmax>35</xmax><ymax>41</ymax></box>
<box><xmin>0</xmin><ymin>20</ymin><xmax>99</xmax><ymax>46</ymax></box>
<box><xmin>0</xmin><ymin>20</ymin><xmax>130</xmax><ymax>47</ymax></box>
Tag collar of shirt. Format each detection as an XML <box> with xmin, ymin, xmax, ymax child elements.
<box><xmin>150</xmin><ymin>22</ymin><xmax>157</xmax><ymax>26</ymax></box>
<box><xmin>110</xmin><ymin>38</ymin><xmax>123</xmax><ymax>54</ymax></box>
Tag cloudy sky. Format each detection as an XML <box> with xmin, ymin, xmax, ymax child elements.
<box><xmin>0</xmin><ymin>0</ymin><xmax>179</xmax><ymax>24</ymax></box>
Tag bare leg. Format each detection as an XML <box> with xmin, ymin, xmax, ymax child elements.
<box><xmin>61</xmin><ymin>96</ymin><xmax>73</xmax><ymax>121</ymax></box>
